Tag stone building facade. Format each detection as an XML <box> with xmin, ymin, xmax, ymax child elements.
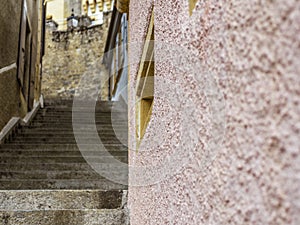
<box><xmin>127</xmin><ymin>0</ymin><xmax>300</xmax><ymax>225</ymax></box>
<box><xmin>46</xmin><ymin>0</ymin><xmax>82</xmax><ymax>30</ymax></box>
<box><xmin>42</xmin><ymin>15</ymin><xmax>111</xmax><ymax>99</ymax></box>
<box><xmin>0</xmin><ymin>0</ymin><xmax>44</xmax><ymax>130</ymax></box>
<box><xmin>46</xmin><ymin>0</ymin><xmax>114</xmax><ymax>30</ymax></box>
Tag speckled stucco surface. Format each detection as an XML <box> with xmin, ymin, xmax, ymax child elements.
<box><xmin>128</xmin><ymin>0</ymin><xmax>300</xmax><ymax>224</ymax></box>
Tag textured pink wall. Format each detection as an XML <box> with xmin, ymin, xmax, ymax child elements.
<box><xmin>128</xmin><ymin>0</ymin><xmax>300</xmax><ymax>224</ymax></box>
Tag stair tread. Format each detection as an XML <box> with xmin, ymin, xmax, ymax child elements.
<box><xmin>0</xmin><ymin>179</ymin><xmax>127</xmax><ymax>190</ymax></box>
<box><xmin>0</xmin><ymin>209</ymin><xmax>124</xmax><ymax>225</ymax></box>
<box><xmin>0</xmin><ymin>100</ymin><xmax>128</xmax><ymax>194</ymax></box>
<box><xmin>0</xmin><ymin>189</ymin><xmax>123</xmax><ymax>210</ymax></box>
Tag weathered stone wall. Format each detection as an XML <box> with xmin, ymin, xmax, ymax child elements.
<box><xmin>65</xmin><ymin>0</ymin><xmax>82</xmax><ymax>16</ymax></box>
<box><xmin>0</xmin><ymin>1</ymin><xmax>22</xmax><ymax>69</ymax></box>
<box><xmin>128</xmin><ymin>0</ymin><xmax>300</xmax><ymax>225</ymax></box>
<box><xmin>0</xmin><ymin>0</ymin><xmax>42</xmax><ymax>130</ymax></box>
<box><xmin>0</xmin><ymin>1</ymin><xmax>22</xmax><ymax>130</ymax></box>
<box><xmin>42</xmin><ymin>16</ymin><xmax>111</xmax><ymax>100</ymax></box>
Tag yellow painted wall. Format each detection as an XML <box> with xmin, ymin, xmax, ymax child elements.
<box><xmin>46</xmin><ymin>0</ymin><xmax>66</xmax><ymax>30</ymax></box>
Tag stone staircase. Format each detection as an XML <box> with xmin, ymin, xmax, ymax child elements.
<box><xmin>0</xmin><ymin>99</ymin><xmax>129</xmax><ymax>224</ymax></box>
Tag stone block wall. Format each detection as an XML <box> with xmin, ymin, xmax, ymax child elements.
<box><xmin>128</xmin><ymin>0</ymin><xmax>300</xmax><ymax>224</ymax></box>
<box><xmin>42</xmin><ymin>16</ymin><xmax>111</xmax><ymax>100</ymax></box>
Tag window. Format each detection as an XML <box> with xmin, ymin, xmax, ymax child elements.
<box><xmin>136</xmin><ymin>10</ymin><xmax>154</xmax><ymax>144</ymax></box>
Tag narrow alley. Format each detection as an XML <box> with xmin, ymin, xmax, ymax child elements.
<box><xmin>0</xmin><ymin>0</ymin><xmax>300</xmax><ymax>225</ymax></box>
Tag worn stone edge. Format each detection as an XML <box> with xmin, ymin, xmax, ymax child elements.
<box><xmin>0</xmin><ymin>189</ymin><xmax>124</xmax><ymax>211</ymax></box>
<box><xmin>0</xmin><ymin>117</ymin><xmax>20</xmax><ymax>144</ymax></box>
<box><xmin>0</xmin><ymin>95</ymin><xmax>44</xmax><ymax>144</ymax></box>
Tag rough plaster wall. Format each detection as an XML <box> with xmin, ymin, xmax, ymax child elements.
<box><xmin>0</xmin><ymin>1</ymin><xmax>23</xmax><ymax>130</ymax></box>
<box><xmin>128</xmin><ymin>0</ymin><xmax>300</xmax><ymax>224</ymax></box>
<box><xmin>0</xmin><ymin>69</ymin><xmax>22</xmax><ymax>130</ymax></box>
<box><xmin>0</xmin><ymin>0</ymin><xmax>22</xmax><ymax>68</ymax></box>
<box><xmin>42</xmin><ymin>18</ymin><xmax>111</xmax><ymax>99</ymax></box>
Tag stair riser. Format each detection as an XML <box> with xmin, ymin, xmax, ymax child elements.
<box><xmin>20</xmin><ymin>129</ymin><xmax>128</xmax><ymax>134</ymax></box>
<box><xmin>11</xmin><ymin>140</ymin><xmax>126</xmax><ymax>145</ymax></box>
<box><xmin>13</xmin><ymin>136</ymin><xmax>125</xmax><ymax>140</ymax></box>
<box><xmin>0</xmin><ymin>171</ymin><xmax>107</xmax><ymax>180</ymax></box>
<box><xmin>17</xmin><ymin>133</ymin><xmax>127</xmax><ymax>139</ymax></box>
<box><xmin>32</xmin><ymin>120</ymin><xmax>127</xmax><ymax>124</ymax></box>
<box><xmin>29</xmin><ymin>121</ymin><xmax>127</xmax><ymax>126</ymax></box>
<box><xmin>0</xmin><ymin>179</ymin><xmax>127</xmax><ymax>190</ymax></box>
<box><xmin>34</xmin><ymin>114</ymin><xmax>127</xmax><ymax>119</ymax></box>
<box><xmin>0</xmin><ymin>156</ymin><xmax>128</xmax><ymax>164</ymax></box>
<box><xmin>0</xmin><ymin>190</ymin><xmax>123</xmax><ymax>210</ymax></box>
<box><xmin>0</xmin><ymin>163</ymin><xmax>112</xmax><ymax>171</ymax></box>
<box><xmin>0</xmin><ymin>209</ymin><xmax>125</xmax><ymax>225</ymax></box>
<box><xmin>32</xmin><ymin>119</ymin><xmax>127</xmax><ymax>123</ymax></box>
<box><xmin>24</xmin><ymin>124</ymin><xmax>127</xmax><ymax>129</ymax></box>
<box><xmin>14</xmin><ymin>135</ymin><xmax>127</xmax><ymax>141</ymax></box>
<box><xmin>35</xmin><ymin>113</ymin><xmax>127</xmax><ymax>118</ymax></box>
<box><xmin>40</xmin><ymin>107</ymin><xmax>127</xmax><ymax>113</ymax></box>
<box><xmin>36</xmin><ymin>111</ymin><xmax>126</xmax><ymax>114</ymax></box>
<box><xmin>0</xmin><ymin>151</ymin><xmax>127</xmax><ymax>157</ymax></box>
<box><xmin>0</xmin><ymin>144</ymin><xmax>128</xmax><ymax>151</ymax></box>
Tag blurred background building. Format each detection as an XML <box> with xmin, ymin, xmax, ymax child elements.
<box><xmin>46</xmin><ymin>0</ymin><xmax>114</xmax><ymax>30</ymax></box>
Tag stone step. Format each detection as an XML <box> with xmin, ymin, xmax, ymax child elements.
<box><xmin>13</xmin><ymin>134</ymin><xmax>125</xmax><ymax>140</ymax></box>
<box><xmin>43</xmin><ymin>108</ymin><xmax>118</xmax><ymax>112</ymax></box>
<box><xmin>0</xmin><ymin>97</ymin><xmax>129</xmax><ymax>223</ymax></box>
<box><xmin>36</xmin><ymin>110</ymin><xmax>126</xmax><ymax>115</ymax></box>
<box><xmin>34</xmin><ymin>113</ymin><xmax>127</xmax><ymax>119</ymax></box>
<box><xmin>43</xmin><ymin>102</ymin><xmax>125</xmax><ymax>108</ymax></box>
<box><xmin>0</xmin><ymin>150</ymin><xmax>127</xmax><ymax>157</ymax></box>
<box><xmin>20</xmin><ymin>127</ymin><xmax>128</xmax><ymax>133</ymax></box>
<box><xmin>37</xmin><ymin>107</ymin><xmax>119</xmax><ymax>116</ymax></box>
<box><xmin>35</xmin><ymin>112</ymin><xmax>126</xmax><ymax>118</ymax></box>
<box><xmin>0</xmin><ymin>209</ymin><xmax>125</xmax><ymax>225</ymax></box>
<box><xmin>32</xmin><ymin>119</ymin><xmax>127</xmax><ymax>124</ymax></box>
<box><xmin>18</xmin><ymin>132</ymin><xmax>127</xmax><ymax>138</ymax></box>
<box><xmin>38</xmin><ymin>107</ymin><xmax>126</xmax><ymax>113</ymax></box>
<box><xmin>11</xmin><ymin>139</ymin><xmax>125</xmax><ymax>145</ymax></box>
<box><xmin>0</xmin><ymin>163</ymin><xmax>128</xmax><ymax>172</ymax></box>
<box><xmin>0</xmin><ymin>190</ymin><xmax>123</xmax><ymax>211</ymax></box>
<box><xmin>24</xmin><ymin>123</ymin><xmax>127</xmax><ymax>128</ymax></box>
<box><xmin>0</xmin><ymin>170</ymin><xmax>106</xmax><ymax>180</ymax></box>
<box><xmin>33</xmin><ymin>117</ymin><xmax>127</xmax><ymax>122</ymax></box>
<box><xmin>43</xmin><ymin>102</ymin><xmax>117</xmax><ymax>108</ymax></box>
<box><xmin>29</xmin><ymin>121</ymin><xmax>127</xmax><ymax>125</ymax></box>
<box><xmin>27</xmin><ymin>124</ymin><xmax>127</xmax><ymax>129</ymax></box>
<box><xmin>0</xmin><ymin>179</ymin><xmax>127</xmax><ymax>190</ymax></box>
<box><xmin>44</xmin><ymin>100</ymin><xmax>116</xmax><ymax>104</ymax></box>
<box><xmin>43</xmin><ymin>103</ymin><xmax>116</xmax><ymax>108</ymax></box>
<box><xmin>0</xmin><ymin>144</ymin><xmax>128</xmax><ymax>150</ymax></box>
<box><xmin>0</xmin><ymin>156</ymin><xmax>128</xmax><ymax>164</ymax></box>
<box><xmin>14</xmin><ymin>132</ymin><xmax>127</xmax><ymax>140</ymax></box>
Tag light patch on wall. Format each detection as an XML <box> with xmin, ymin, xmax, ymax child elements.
<box><xmin>189</xmin><ymin>0</ymin><xmax>199</xmax><ymax>16</ymax></box>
